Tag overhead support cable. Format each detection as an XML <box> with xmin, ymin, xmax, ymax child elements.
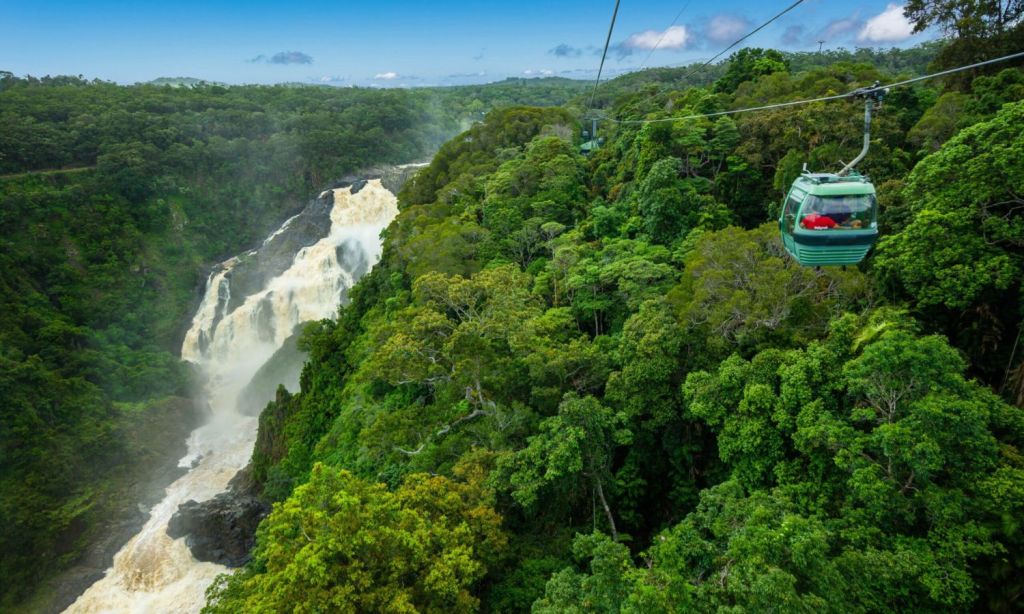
<box><xmin>608</xmin><ymin>49</ymin><xmax>1024</xmax><ymax>125</ymax></box>
<box><xmin>612</xmin><ymin>91</ymin><xmax>850</xmax><ymax>124</ymax></box>
<box><xmin>677</xmin><ymin>0</ymin><xmax>807</xmax><ymax>83</ymax></box>
<box><xmin>871</xmin><ymin>51</ymin><xmax>1024</xmax><ymax>90</ymax></box>
<box><xmin>637</xmin><ymin>0</ymin><xmax>695</xmax><ymax>71</ymax></box>
<box><xmin>588</xmin><ymin>0</ymin><xmax>622</xmax><ymax>114</ymax></box>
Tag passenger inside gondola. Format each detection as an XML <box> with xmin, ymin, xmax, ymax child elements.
<box><xmin>801</xmin><ymin>194</ymin><xmax>875</xmax><ymax>230</ymax></box>
<box><xmin>800</xmin><ymin>199</ymin><xmax>837</xmax><ymax>229</ymax></box>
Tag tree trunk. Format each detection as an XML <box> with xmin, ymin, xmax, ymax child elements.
<box><xmin>593</xmin><ymin>478</ymin><xmax>618</xmax><ymax>541</ymax></box>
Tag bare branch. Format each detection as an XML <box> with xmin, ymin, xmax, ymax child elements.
<box><xmin>394</xmin><ymin>443</ymin><xmax>426</xmax><ymax>456</ymax></box>
<box><xmin>436</xmin><ymin>408</ymin><xmax>492</xmax><ymax>436</ymax></box>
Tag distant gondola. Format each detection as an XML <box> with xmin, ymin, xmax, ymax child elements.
<box><xmin>580</xmin><ymin>117</ymin><xmax>604</xmax><ymax>155</ymax></box>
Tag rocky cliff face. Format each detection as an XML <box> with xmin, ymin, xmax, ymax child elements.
<box><xmin>205</xmin><ymin>190</ymin><xmax>335</xmax><ymax>336</ymax></box>
<box><xmin>327</xmin><ymin>162</ymin><xmax>427</xmax><ymax>197</ymax></box>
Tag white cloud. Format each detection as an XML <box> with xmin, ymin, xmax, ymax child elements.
<box><xmin>622</xmin><ymin>25</ymin><xmax>691</xmax><ymax>51</ymax></box>
<box><xmin>858</xmin><ymin>4</ymin><xmax>915</xmax><ymax>43</ymax></box>
<box><xmin>706</xmin><ymin>16</ymin><xmax>750</xmax><ymax>44</ymax></box>
<box><xmin>373</xmin><ymin>71</ymin><xmax>398</xmax><ymax>80</ymax></box>
<box><xmin>319</xmin><ymin>75</ymin><xmax>345</xmax><ymax>83</ymax></box>
<box><xmin>522</xmin><ymin>69</ymin><xmax>554</xmax><ymax>76</ymax></box>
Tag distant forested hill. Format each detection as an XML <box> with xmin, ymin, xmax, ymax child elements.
<box><xmin>0</xmin><ymin>73</ymin><xmax>586</xmax><ymax>609</ymax></box>
<box><xmin>579</xmin><ymin>42</ymin><xmax>944</xmax><ymax>109</ymax></box>
<box><xmin>203</xmin><ymin>41</ymin><xmax>1024</xmax><ymax>613</ymax></box>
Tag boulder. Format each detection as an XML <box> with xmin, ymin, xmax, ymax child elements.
<box><xmin>167</xmin><ymin>466</ymin><xmax>269</xmax><ymax>567</ymax></box>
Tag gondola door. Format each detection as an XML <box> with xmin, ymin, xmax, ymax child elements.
<box><xmin>779</xmin><ymin>188</ymin><xmax>803</xmax><ymax>259</ymax></box>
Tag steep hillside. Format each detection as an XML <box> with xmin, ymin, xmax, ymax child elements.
<box><xmin>206</xmin><ymin>47</ymin><xmax>1024</xmax><ymax>612</ymax></box>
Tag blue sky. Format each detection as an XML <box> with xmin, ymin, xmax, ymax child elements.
<box><xmin>1</xmin><ymin>0</ymin><xmax>932</xmax><ymax>86</ymax></box>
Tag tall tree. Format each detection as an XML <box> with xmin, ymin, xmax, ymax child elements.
<box><xmin>904</xmin><ymin>0</ymin><xmax>1024</xmax><ymax>69</ymax></box>
<box><xmin>498</xmin><ymin>394</ymin><xmax>632</xmax><ymax>540</ymax></box>
<box><xmin>714</xmin><ymin>48</ymin><xmax>790</xmax><ymax>94</ymax></box>
<box><xmin>203</xmin><ymin>462</ymin><xmax>507</xmax><ymax>613</ymax></box>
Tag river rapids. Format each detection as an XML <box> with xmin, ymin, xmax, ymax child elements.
<box><xmin>66</xmin><ymin>180</ymin><xmax>399</xmax><ymax>613</ymax></box>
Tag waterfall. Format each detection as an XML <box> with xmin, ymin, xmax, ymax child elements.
<box><xmin>66</xmin><ymin>180</ymin><xmax>399</xmax><ymax>613</ymax></box>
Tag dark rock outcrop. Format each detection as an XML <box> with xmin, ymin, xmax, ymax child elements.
<box><xmin>328</xmin><ymin>162</ymin><xmax>427</xmax><ymax>196</ymax></box>
<box><xmin>195</xmin><ymin>162</ymin><xmax>423</xmax><ymax>324</ymax></box>
<box><xmin>199</xmin><ymin>163</ymin><xmax>424</xmax><ymax>322</ymax></box>
<box><xmin>167</xmin><ymin>466</ymin><xmax>269</xmax><ymax>567</ymax></box>
<box><xmin>222</xmin><ymin>193</ymin><xmax>335</xmax><ymax>313</ymax></box>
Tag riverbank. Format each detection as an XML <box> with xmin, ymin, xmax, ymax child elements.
<box><xmin>18</xmin><ymin>396</ymin><xmax>205</xmax><ymax>614</ymax></box>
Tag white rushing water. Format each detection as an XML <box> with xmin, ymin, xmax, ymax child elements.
<box><xmin>67</xmin><ymin>180</ymin><xmax>399</xmax><ymax>613</ymax></box>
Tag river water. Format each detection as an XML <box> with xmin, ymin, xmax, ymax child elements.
<box><xmin>66</xmin><ymin>180</ymin><xmax>399</xmax><ymax>613</ymax></box>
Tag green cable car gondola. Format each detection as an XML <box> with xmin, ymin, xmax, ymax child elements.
<box><xmin>779</xmin><ymin>172</ymin><xmax>878</xmax><ymax>266</ymax></box>
<box><xmin>779</xmin><ymin>83</ymin><xmax>886</xmax><ymax>266</ymax></box>
<box><xmin>580</xmin><ymin>116</ymin><xmax>604</xmax><ymax>155</ymax></box>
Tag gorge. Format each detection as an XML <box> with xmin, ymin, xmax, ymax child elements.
<box><xmin>65</xmin><ymin>175</ymin><xmax>408</xmax><ymax>613</ymax></box>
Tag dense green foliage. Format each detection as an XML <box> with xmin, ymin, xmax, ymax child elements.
<box><xmin>904</xmin><ymin>0</ymin><xmax>1024</xmax><ymax>74</ymax></box>
<box><xmin>205</xmin><ymin>458</ymin><xmax>506</xmax><ymax>613</ymax></box>
<box><xmin>210</xmin><ymin>41</ymin><xmax>1024</xmax><ymax>613</ymax></box>
<box><xmin>0</xmin><ymin>75</ymin><xmax>585</xmax><ymax>608</ymax></box>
